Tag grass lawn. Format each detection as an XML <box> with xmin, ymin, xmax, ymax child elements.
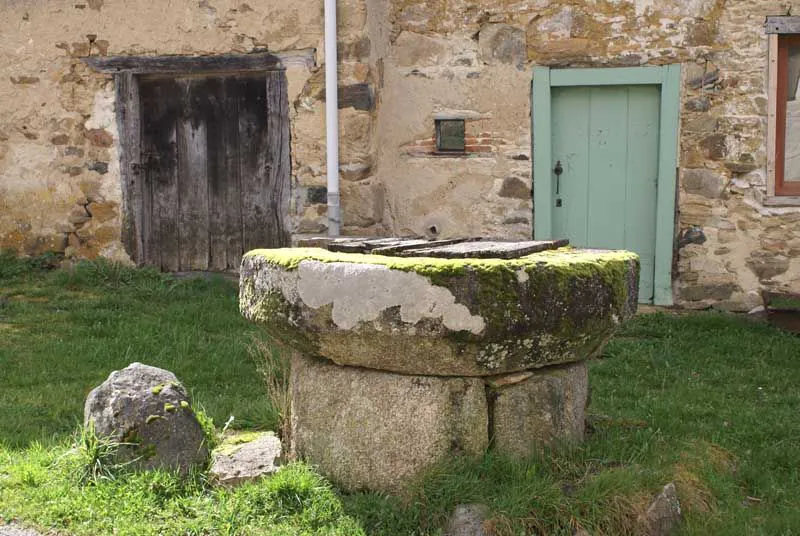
<box><xmin>1</xmin><ymin>252</ymin><xmax>800</xmax><ymax>535</ymax></box>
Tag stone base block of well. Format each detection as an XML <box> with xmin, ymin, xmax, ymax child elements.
<box><xmin>290</xmin><ymin>352</ymin><xmax>489</xmax><ymax>494</ymax></box>
<box><xmin>489</xmin><ymin>361</ymin><xmax>588</xmax><ymax>458</ymax></box>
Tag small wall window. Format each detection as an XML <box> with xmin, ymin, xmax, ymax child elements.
<box><xmin>767</xmin><ymin>17</ymin><xmax>800</xmax><ymax>200</ymax></box>
<box><xmin>775</xmin><ymin>35</ymin><xmax>800</xmax><ymax>195</ymax></box>
<box><xmin>435</xmin><ymin>119</ymin><xmax>465</xmax><ymax>152</ymax></box>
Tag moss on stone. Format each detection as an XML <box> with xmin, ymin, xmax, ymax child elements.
<box><xmin>164</xmin><ymin>403</ymin><xmax>177</xmax><ymax>413</ymax></box>
<box><xmin>227</xmin><ymin>431</ymin><xmax>269</xmax><ymax>445</ymax></box>
<box><xmin>240</xmin><ymin>246</ymin><xmax>639</xmax><ymax>376</ymax></box>
<box><xmin>240</xmin><ymin>273</ymin><xmax>323</xmax><ymax>360</ymax></box>
<box><xmin>140</xmin><ymin>443</ymin><xmax>157</xmax><ymax>460</ymax></box>
<box><xmin>145</xmin><ymin>414</ymin><xmax>164</xmax><ymax>425</ymax></box>
<box><xmin>121</xmin><ymin>428</ymin><xmax>140</xmax><ymax>444</ymax></box>
<box><xmin>244</xmin><ymin>246</ymin><xmax>637</xmax><ymax>278</ymax></box>
<box><xmin>150</xmin><ymin>381</ymin><xmax>180</xmax><ymax>396</ymax></box>
<box><xmin>214</xmin><ymin>431</ymin><xmax>274</xmax><ymax>457</ymax></box>
<box><xmin>244</xmin><ymin>246</ymin><xmax>638</xmax><ymax>324</ymax></box>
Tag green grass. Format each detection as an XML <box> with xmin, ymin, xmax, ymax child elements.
<box><xmin>2</xmin><ymin>251</ymin><xmax>800</xmax><ymax>534</ymax></box>
<box><xmin>0</xmin><ymin>251</ymin><xmax>274</xmax><ymax>447</ymax></box>
<box><xmin>0</xmin><ymin>441</ymin><xmax>364</xmax><ymax>535</ymax></box>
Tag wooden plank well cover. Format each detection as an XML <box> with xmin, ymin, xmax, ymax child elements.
<box><xmin>296</xmin><ymin>237</ymin><xmax>569</xmax><ymax>259</ymax></box>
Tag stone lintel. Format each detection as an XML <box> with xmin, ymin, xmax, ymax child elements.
<box><xmin>765</xmin><ymin>16</ymin><xmax>800</xmax><ymax>34</ymax></box>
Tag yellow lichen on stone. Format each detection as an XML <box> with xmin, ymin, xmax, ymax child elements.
<box><xmin>243</xmin><ymin>246</ymin><xmax>638</xmax><ymax>274</ymax></box>
<box><xmin>214</xmin><ymin>431</ymin><xmax>276</xmax><ymax>457</ymax></box>
<box><xmin>239</xmin><ymin>245</ymin><xmax>640</xmax><ymax>375</ymax></box>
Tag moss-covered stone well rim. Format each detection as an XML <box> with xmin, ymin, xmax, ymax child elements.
<box><xmin>243</xmin><ymin>247</ymin><xmax>639</xmax><ymax>277</ymax></box>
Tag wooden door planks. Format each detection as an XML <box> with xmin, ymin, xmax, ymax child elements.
<box><xmin>206</xmin><ymin>77</ymin><xmax>243</xmax><ymax>271</ymax></box>
<box><xmin>176</xmin><ymin>78</ymin><xmax>211</xmax><ymax>271</ymax></box>
<box><xmin>140</xmin><ymin>79</ymin><xmax>181</xmax><ymax>271</ymax></box>
<box><xmin>137</xmin><ymin>72</ymin><xmax>289</xmax><ymax>271</ymax></box>
<box><xmin>240</xmin><ymin>76</ymin><xmax>273</xmax><ymax>252</ymax></box>
<box><xmin>266</xmin><ymin>70</ymin><xmax>291</xmax><ymax>249</ymax></box>
<box><xmin>115</xmin><ymin>72</ymin><xmax>142</xmax><ymax>263</ymax></box>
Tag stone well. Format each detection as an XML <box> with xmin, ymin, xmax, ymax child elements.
<box><xmin>240</xmin><ymin>239</ymin><xmax>639</xmax><ymax>493</ymax></box>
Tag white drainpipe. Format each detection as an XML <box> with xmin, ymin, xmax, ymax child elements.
<box><xmin>324</xmin><ymin>0</ymin><xmax>341</xmax><ymax>236</ymax></box>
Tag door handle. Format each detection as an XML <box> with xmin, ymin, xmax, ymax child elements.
<box><xmin>554</xmin><ymin>160</ymin><xmax>563</xmax><ymax>194</ymax></box>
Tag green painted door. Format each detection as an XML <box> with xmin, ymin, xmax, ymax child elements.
<box><xmin>550</xmin><ymin>85</ymin><xmax>660</xmax><ymax>302</ymax></box>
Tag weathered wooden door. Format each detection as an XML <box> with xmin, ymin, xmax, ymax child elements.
<box><xmin>138</xmin><ymin>72</ymin><xmax>289</xmax><ymax>271</ymax></box>
<box><xmin>550</xmin><ymin>85</ymin><xmax>660</xmax><ymax>301</ymax></box>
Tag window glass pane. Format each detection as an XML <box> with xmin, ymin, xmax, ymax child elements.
<box><xmin>784</xmin><ymin>45</ymin><xmax>800</xmax><ymax>182</ymax></box>
<box><xmin>436</xmin><ymin>119</ymin><xmax>465</xmax><ymax>152</ymax></box>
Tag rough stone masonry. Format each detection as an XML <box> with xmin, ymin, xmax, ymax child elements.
<box><xmin>2</xmin><ymin>0</ymin><xmax>800</xmax><ymax>309</ymax></box>
<box><xmin>240</xmin><ymin>245</ymin><xmax>639</xmax><ymax>492</ymax></box>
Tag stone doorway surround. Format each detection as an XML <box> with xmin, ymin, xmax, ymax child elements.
<box><xmin>83</xmin><ymin>52</ymin><xmax>313</xmax><ymax>267</ymax></box>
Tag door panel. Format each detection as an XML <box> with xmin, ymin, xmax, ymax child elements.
<box><xmin>623</xmin><ymin>87</ymin><xmax>660</xmax><ymax>301</ymax></box>
<box><xmin>239</xmin><ymin>75</ymin><xmax>273</xmax><ymax>253</ymax></box>
<box><xmin>551</xmin><ymin>85</ymin><xmax>660</xmax><ymax>302</ymax></box>
<box><xmin>139</xmin><ymin>73</ymin><xmax>289</xmax><ymax>272</ymax></box>
<box><xmin>551</xmin><ymin>87</ymin><xmax>590</xmax><ymax>245</ymax></box>
<box><xmin>587</xmin><ymin>87</ymin><xmax>629</xmax><ymax>250</ymax></box>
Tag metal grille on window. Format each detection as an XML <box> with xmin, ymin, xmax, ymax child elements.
<box><xmin>435</xmin><ymin>119</ymin><xmax>465</xmax><ymax>152</ymax></box>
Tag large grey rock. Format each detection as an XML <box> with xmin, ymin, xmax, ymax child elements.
<box><xmin>84</xmin><ymin>363</ymin><xmax>209</xmax><ymax>473</ymax></box>
<box><xmin>240</xmin><ymin>247</ymin><xmax>639</xmax><ymax>376</ymax></box>
<box><xmin>638</xmin><ymin>482</ymin><xmax>682</xmax><ymax>536</ymax></box>
<box><xmin>491</xmin><ymin>362</ymin><xmax>588</xmax><ymax>457</ymax></box>
<box><xmin>444</xmin><ymin>504</ymin><xmax>490</xmax><ymax>536</ymax></box>
<box><xmin>290</xmin><ymin>353</ymin><xmax>488</xmax><ymax>493</ymax></box>
<box><xmin>210</xmin><ymin>432</ymin><xmax>282</xmax><ymax>487</ymax></box>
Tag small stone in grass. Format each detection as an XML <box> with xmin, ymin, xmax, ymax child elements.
<box><xmin>444</xmin><ymin>504</ymin><xmax>490</xmax><ymax>536</ymax></box>
<box><xmin>210</xmin><ymin>432</ymin><xmax>282</xmax><ymax>487</ymax></box>
<box><xmin>638</xmin><ymin>482</ymin><xmax>682</xmax><ymax>536</ymax></box>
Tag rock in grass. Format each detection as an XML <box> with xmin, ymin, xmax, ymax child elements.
<box><xmin>444</xmin><ymin>504</ymin><xmax>490</xmax><ymax>536</ymax></box>
<box><xmin>210</xmin><ymin>432</ymin><xmax>282</xmax><ymax>487</ymax></box>
<box><xmin>638</xmin><ymin>482</ymin><xmax>682</xmax><ymax>536</ymax></box>
<box><xmin>84</xmin><ymin>363</ymin><xmax>209</xmax><ymax>473</ymax></box>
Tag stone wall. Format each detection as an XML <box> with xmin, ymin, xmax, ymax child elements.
<box><xmin>0</xmin><ymin>0</ymin><xmax>378</xmax><ymax>261</ymax></box>
<box><xmin>373</xmin><ymin>0</ymin><xmax>800</xmax><ymax>309</ymax></box>
<box><xmin>3</xmin><ymin>0</ymin><xmax>800</xmax><ymax>309</ymax></box>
